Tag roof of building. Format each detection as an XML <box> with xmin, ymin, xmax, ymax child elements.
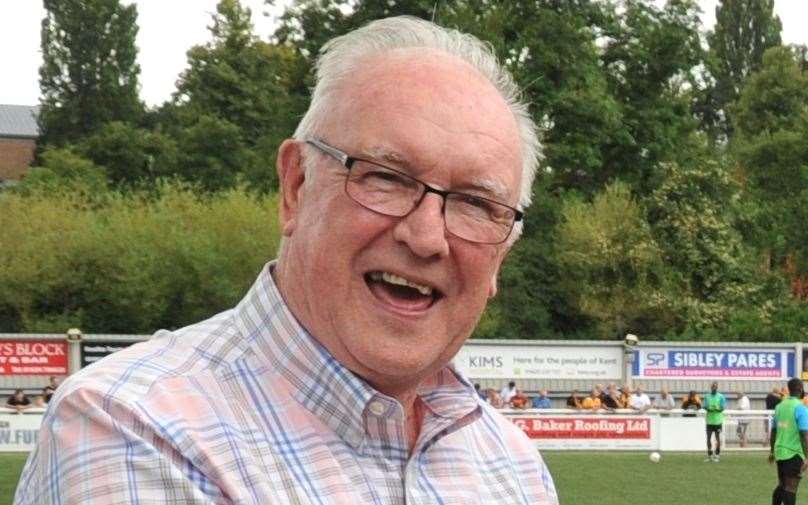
<box><xmin>0</xmin><ymin>104</ymin><xmax>39</xmax><ymax>138</ymax></box>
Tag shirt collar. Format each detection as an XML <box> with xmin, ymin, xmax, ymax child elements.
<box><xmin>233</xmin><ymin>261</ymin><xmax>480</xmax><ymax>448</ymax></box>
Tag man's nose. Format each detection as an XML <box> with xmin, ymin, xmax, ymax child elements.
<box><xmin>391</xmin><ymin>192</ymin><xmax>450</xmax><ymax>259</ymax></box>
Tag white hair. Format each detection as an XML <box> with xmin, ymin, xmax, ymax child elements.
<box><xmin>294</xmin><ymin>16</ymin><xmax>541</xmax><ymax>243</ymax></box>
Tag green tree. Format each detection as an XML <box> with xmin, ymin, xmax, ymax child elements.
<box><xmin>600</xmin><ymin>0</ymin><xmax>704</xmax><ymax>193</ymax></box>
<box><xmin>38</xmin><ymin>0</ymin><xmax>143</xmax><ymax>148</ymax></box>
<box><xmin>733</xmin><ymin>47</ymin><xmax>808</xmax><ymax>275</ymax></box>
<box><xmin>645</xmin><ymin>159</ymin><xmax>760</xmax><ymax>333</ymax></box>
<box><xmin>701</xmin><ymin>0</ymin><xmax>782</xmax><ymax>139</ymax></box>
<box><xmin>76</xmin><ymin>122</ymin><xmax>180</xmax><ymax>188</ymax></box>
<box><xmin>556</xmin><ymin>182</ymin><xmax>674</xmax><ymax>339</ymax></box>
<box><xmin>164</xmin><ymin>0</ymin><xmax>307</xmax><ymax>192</ymax></box>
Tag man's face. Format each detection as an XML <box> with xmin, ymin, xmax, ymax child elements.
<box><xmin>711</xmin><ymin>382</ymin><xmax>718</xmax><ymax>393</ymax></box>
<box><xmin>276</xmin><ymin>49</ymin><xmax>521</xmax><ymax>392</ymax></box>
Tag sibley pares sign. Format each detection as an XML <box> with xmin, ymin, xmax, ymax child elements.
<box><xmin>633</xmin><ymin>347</ymin><xmax>795</xmax><ymax>380</ymax></box>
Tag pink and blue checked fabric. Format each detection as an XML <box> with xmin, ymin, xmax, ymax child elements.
<box><xmin>15</xmin><ymin>263</ymin><xmax>557</xmax><ymax>504</ymax></box>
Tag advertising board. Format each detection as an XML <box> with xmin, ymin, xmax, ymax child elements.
<box><xmin>0</xmin><ymin>340</ymin><xmax>68</xmax><ymax>375</ymax></box>
<box><xmin>633</xmin><ymin>347</ymin><xmax>795</xmax><ymax>380</ymax></box>
<box><xmin>510</xmin><ymin>415</ymin><xmax>656</xmax><ymax>450</ymax></box>
<box><xmin>454</xmin><ymin>344</ymin><xmax>622</xmax><ymax>380</ymax></box>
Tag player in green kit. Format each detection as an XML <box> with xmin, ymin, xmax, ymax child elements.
<box><xmin>769</xmin><ymin>378</ymin><xmax>808</xmax><ymax>505</ymax></box>
<box><xmin>704</xmin><ymin>381</ymin><xmax>726</xmax><ymax>462</ymax></box>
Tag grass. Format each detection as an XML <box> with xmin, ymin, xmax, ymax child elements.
<box><xmin>544</xmin><ymin>450</ymin><xmax>781</xmax><ymax>504</ymax></box>
<box><xmin>0</xmin><ymin>453</ymin><xmax>28</xmax><ymax>505</ymax></box>
<box><xmin>0</xmin><ymin>451</ymin><xmax>790</xmax><ymax>504</ymax></box>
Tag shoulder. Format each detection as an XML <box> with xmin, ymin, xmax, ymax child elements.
<box><xmin>50</xmin><ymin>309</ymin><xmax>247</xmax><ymax>413</ymax></box>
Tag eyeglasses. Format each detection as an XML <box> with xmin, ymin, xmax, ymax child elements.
<box><xmin>305</xmin><ymin>139</ymin><xmax>522</xmax><ymax>244</ymax></box>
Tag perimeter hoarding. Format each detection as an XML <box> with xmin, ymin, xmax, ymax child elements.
<box><xmin>0</xmin><ymin>340</ymin><xmax>68</xmax><ymax>375</ymax></box>
<box><xmin>510</xmin><ymin>415</ymin><xmax>656</xmax><ymax>450</ymax></box>
<box><xmin>0</xmin><ymin>413</ymin><xmax>42</xmax><ymax>451</ymax></box>
<box><xmin>633</xmin><ymin>347</ymin><xmax>795</xmax><ymax>380</ymax></box>
<box><xmin>454</xmin><ymin>344</ymin><xmax>622</xmax><ymax>380</ymax></box>
<box><xmin>80</xmin><ymin>340</ymin><xmax>138</xmax><ymax>368</ymax></box>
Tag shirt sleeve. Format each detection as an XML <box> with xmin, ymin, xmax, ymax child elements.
<box><xmin>14</xmin><ymin>387</ymin><xmax>224</xmax><ymax>504</ymax></box>
<box><xmin>795</xmin><ymin>404</ymin><xmax>808</xmax><ymax>431</ymax></box>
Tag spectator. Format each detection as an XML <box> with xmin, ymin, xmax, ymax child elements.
<box><xmin>6</xmin><ymin>389</ymin><xmax>31</xmax><ymax>413</ymax></box>
<box><xmin>533</xmin><ymin>390</ymin><xmax>552</xmax><ymax>409</ymax></box>
<box><xmin>500</xmin><ymin>381</ymin><xmax>517</xmax><ymax>404</ymax></box>
<box><xmin>681</xmin><ymin>390</ymin><xmax>702</xmax><ymax>417</ymax></box>
<box><xmin>602</xmin><ymin>383</ymin><xmax>621</xmax><ymax>410</ymax></box>
<box><xmin>581</xmin><ymin>389</ymin><xmax>602</xmax><ymax>411</ymax></box>
<box><xmin>566</xmin><ymin>390</ymin><xmax>583</xmax><ymax>409</ymax></box>
<box><xmin>510</xmin><ymin>389</ymin><xmax>530</xmax><ymax>410</ymax></box>
<box><xmin>653</xmin><ymin>387</ymin><xmax>676</xmax><ymax>410</ymax></box>
<box><xmin>629</xmin><ymin>385</ymin><xmax>651</xmax><ymax>413</ymax></box>
<box><xmin>619</xmin><ymin>384</ymin><xmax>632</xmax><ymax>408</ymax></box>
<box><xmin>32</xmin><ymin>395</ymin><xmax>47</xmax><ymax>408</ymax></box>
<box><xmin>43</xmin><ymin>376</ymin><xmax>60</xmax><ymax>403</ymax></box>
<box><xmin>486</xmin><ymin>389</ymin><xmax>504</xmax><ymax>409</ymax></box>
<box><xmin>474</xmin><ymin>383</ymin><xmax>486</xmax><ymax>401</ymax></box>
<box><xmin>766</xmin><ymin>387</ymin><xmax>783</xmax><ymax>409</ymax></box>
<box><xmin>736</xmin><ymin>391</ymin><xmax>751</xmax><ymax>448</ymax></box>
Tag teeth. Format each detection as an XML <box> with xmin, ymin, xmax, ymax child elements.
<box><xmin>370</xmin><ymin>271</ymin><xmax>434</xmax><ymax>296</ymax></box>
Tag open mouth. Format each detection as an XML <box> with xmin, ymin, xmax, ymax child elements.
<box><xmin>364</xmin><ymin>271</ymin><xmax>442</xmax><ymax>312</ymax></box>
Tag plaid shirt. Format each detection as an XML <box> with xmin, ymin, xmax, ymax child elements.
<box><xmin>16</xmin><ymin>263</ymin><xmax>557</xmax><ymax>504</ymax></box>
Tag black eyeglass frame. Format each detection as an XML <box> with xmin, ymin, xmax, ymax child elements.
<box><xmin>305</xmin><ymin>138</ymin><xmax>523</xmax><ymax>245</ymax></box>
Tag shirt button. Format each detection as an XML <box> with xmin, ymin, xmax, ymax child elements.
<box><xmin>368</xmin><ymin>400</ymin><xmax>386</xmax><ymax>416</ymax></box>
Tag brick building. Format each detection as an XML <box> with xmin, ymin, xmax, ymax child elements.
<box><xmin>0</xmin><ymin>104</ymin><xmax>39</xmax><ymax>184</ymax></box>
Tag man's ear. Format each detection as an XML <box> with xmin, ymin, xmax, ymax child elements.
<box><xmin>276</xmin><ymin>139</ymin><xmax>306</xmax><ymax>237</ymax></box>
<box><xmin>488</xmin><ymin>245</ymin><xmax>514</xmax><ymax>298</ymax></box>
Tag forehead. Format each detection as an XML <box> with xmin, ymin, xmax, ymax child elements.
<box><xmin>322</xmin><ymin>48</ymin><xmax>522</xmax><ymax>201</ymax></box>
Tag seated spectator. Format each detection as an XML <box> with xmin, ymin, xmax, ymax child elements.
<box><xmin>566</xmin><ymin>390</ymin><xmax>583</xmax><ymax>409</ymax></box>
<box><xmin>581</xmin><ymin>389</ymin><xmax>602</xmax><ymax>410</ymax></box>
<box><xmin>602</xmin><ymin>383</ymin><xmax>621</xmax><ymax>410</ymax></box>
<box><xmin>509</xmin><ymin>389</ymin><xmax>530</xmax><ymax>409</ymax></box>
<box><xmin>681</xmin><ymin>390</ymin><xmax>702</xmax><ymax>416</ymax></box>
<box><xmin>629</xmin><ymin>385</ymin><xmax>651</xmax><ymax>413</ymax></box>
<box><xmin>499</xmin><ymin>381</ymin><xmax>517</xmax><ymax>404</ymax></box>
<box><xmin>43</xmin><ymin>376</ymin><xmax>60</xmax><ymax>403</ymax></box>
<box><xmin>486</xmin><ymin>389</ymin><xmax>504</xmax><ymax>409</ymax></box>
<box><xmin>6</xmin><ymin>389</ymin><xmax>31</xmax><ymax>413</ymax></box>
<box><xmin>619</xmin><ymin>384</ymin><xmax>632</xmax><ymax>408</ymax></box>
<box><xmin>532</xmin><ymin>390</ymin><xmax>552</xmax><ymax>409</ymax></box>
<box><xmin>653</xmin><ymin>387</ymin><xmax>676</xmax><ymax>410</ymax></box>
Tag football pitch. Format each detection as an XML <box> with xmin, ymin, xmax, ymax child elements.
<box><xmin>0</xmin><ymin>451</ymin><xmax>787</xmax><ymax>504</ymax></box>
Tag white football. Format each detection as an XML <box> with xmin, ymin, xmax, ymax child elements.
<box><xmin>649</xmin><ymin>451</ymin><xmax>661</xmax><ymax>463</ymax></box>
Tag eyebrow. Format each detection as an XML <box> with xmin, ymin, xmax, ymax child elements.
<box><xmin>359</xmin><ymin>145</ymin><xmax>513</xmax><ymax>204</ymax></box>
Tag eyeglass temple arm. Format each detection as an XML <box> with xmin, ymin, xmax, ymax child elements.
<box><xmin>306</xmin><ymin>139</ymin><xmax>350</xmax><ymax>166</ymax></box>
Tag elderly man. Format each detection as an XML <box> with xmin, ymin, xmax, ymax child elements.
<box><xmin>15</xmin><ymin>16</ymin><xmax>557</xmax><ymax>505</ymax></box>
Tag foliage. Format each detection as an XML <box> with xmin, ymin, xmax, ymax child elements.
<box><xmin>38</xmin><ymin>0</ymin><xmax>143</xmax><ymax>148</ymax></box>
<box><xmin>599</xmin><ymin>0</ymin><xmax>704</xmax><ymax>193</ymax></box>
<box><xmin>75</xmin><ymin>122</ymin><xmax>180</xmax><ymax>188</ymax></box>
<box><xmin>161</xmin><ymin>0</ymin><xmax>308</xmax><ymax>193</ymax></box>
<box><xmin>0</xmin><ymin>184</ymin><xmax>281</xmax><ymax>333</ymax></box>
<box><xmin>733</xmin><ymin>46</ymin><xmax>808</xmax><ymax>273</ymax></box>
<box><xmin>555</xmin><ymin>182</ymin><xmax>674</xmax><ymax>339</ymax></box>
<box><xmin>645</xmin><ymin>159</ymin><xmax>760</xmax><ymax>332</ymax></box>
<box><xmin>12</xmin><ymin>147</ymin><xmax>108</xmax><ymax>198</ymax></box>
<box><xmin>701</xmin><ymin>0</ymin><xmax>782</xmax><ymax>139</ymax></box>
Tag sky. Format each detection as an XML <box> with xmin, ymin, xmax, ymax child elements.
<box><xmin>1</xmin><ymin>0</ymin><xmax>806</xmax><ymax>107</ymax></box>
